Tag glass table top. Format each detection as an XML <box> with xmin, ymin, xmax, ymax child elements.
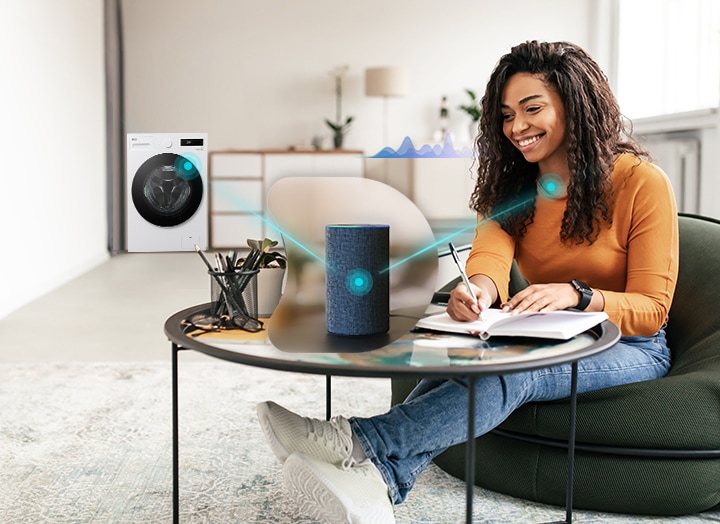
<box><xmin>165</xmin><ymin>304</ymin><xmax>621</xmax><ymax>379</ymax></box>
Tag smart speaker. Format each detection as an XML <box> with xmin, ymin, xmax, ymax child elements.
<box><xmin>325</xmin><ymin>224</ymin><xmax>390</xmax><ymax>336</ymax></box>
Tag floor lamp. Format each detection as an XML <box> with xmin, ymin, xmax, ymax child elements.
<box><xmin>364</xmin><ymin>66</ymin><xmax>408</xmax><ymax>148</ymax></box>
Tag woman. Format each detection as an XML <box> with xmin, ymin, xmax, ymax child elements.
<box><xmin>256</xmin><ymin>41</ymin><xmax>678</xmax><ymax>524</ymax></box>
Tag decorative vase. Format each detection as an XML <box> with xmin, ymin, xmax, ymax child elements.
<box><xmin>333</xmin><ymin>130</ymin><xmax>344</xmax><ymax>149</ymax></box>
<box><xmin>256</xmin><ymin>267</ymin><xmax>285</xmax><ymax>317</ymax></box>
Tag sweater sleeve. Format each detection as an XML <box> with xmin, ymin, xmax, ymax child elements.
<box><xmin>464</xmin><ymin>218</ymin><xmax>516</xmax><ymax>303</ymax></box>
<box><xmin>600</xmin><ymin>163</ymin><xmax>679</xmax><ymax>336</ymax></box>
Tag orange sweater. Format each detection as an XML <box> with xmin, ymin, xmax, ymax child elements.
<box><xmin>465</xmin><ymin>153</ymin><xmax>679</xmax><ymax>336</ymax></box>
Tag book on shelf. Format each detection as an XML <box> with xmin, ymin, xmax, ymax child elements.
<box><xmin>415</xmin><ymin>308</ymin><xmax>609</xmax><ymax>340</ymax></box>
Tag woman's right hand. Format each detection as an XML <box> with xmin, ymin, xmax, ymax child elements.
<box><xmin>446</xmin><ymin>277</ymin><xmax>494</xmax><ymax>321</ymax></box>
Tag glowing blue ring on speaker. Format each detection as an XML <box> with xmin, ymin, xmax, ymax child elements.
<box><xmin>345</xmin><ymin>268</ymin><xmax>373</xmax><ymax>296</ymax></box>
<box><xmin>174</xmin><ymin>153</ymin><xmax>201</xmax><ymax>181</ymax></box>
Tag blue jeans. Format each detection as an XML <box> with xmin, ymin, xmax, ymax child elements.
<box><xmin>350</xmin><ymin>330</ymin><xmax>671</xmax><ymax>504</ymax></box>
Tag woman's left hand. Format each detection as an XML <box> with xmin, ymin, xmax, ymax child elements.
<box><xmin>501</xmin><ymin>283</ymin><xmax>580</xmax><ymax>314</ymax></box>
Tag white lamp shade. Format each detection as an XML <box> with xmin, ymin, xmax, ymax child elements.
<box><xmin>364</xmin><ymin>67</ymin><xmax>408</xmax><ymax>97</ymax></box>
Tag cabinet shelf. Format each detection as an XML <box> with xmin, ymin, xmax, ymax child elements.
<box><xmin>208</xmin><ymin>150</ymin><xmax>364</xmax><ymax>248</ymax></box>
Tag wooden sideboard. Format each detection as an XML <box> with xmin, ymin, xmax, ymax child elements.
<box><xmin>209</xmin><ymin>150</ymin><xmax>477</xmax><ymax>249</ymax></box>
<box><xmin>208</xmin><ymin>149</ymin><xmax>364</xmax><ymax>248</ymax></box>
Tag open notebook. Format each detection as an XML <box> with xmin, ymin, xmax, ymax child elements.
<box><xmin>415</xmin><ymin>308</ymin><xmax>609</xmax><ymax>340</ymax></box>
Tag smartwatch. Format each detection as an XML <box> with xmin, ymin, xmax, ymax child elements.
<box><xmin>570</xmin><ymin>279</ymin><xmax>593</xmax><ymax>311</ymax></box>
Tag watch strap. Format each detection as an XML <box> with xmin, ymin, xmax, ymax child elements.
<box><xmin>570</xmin><ymin>279</ymin><xmax>592</xmax><ymax>311</ymax></box>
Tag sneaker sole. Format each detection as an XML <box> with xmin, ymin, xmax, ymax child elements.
<box><xmin>283</xmin><ymin>454</ymin><xmax>353</xmax><ymax>523</ymax></box>
<box><xmin>283</xmin><ymin>454</ymin><xmax>395</xmax><ymax>524</ymax></box>
<box><xmin>256</xmin><ymin>402</ymin><xmax>291</xmax><ymax>463</ymax></box>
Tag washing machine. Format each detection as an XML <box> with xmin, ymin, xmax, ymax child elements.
<box><xmin>126</xmin><ymin>133</ymin><xmax>208</xmax><ymax>252</ymax></box>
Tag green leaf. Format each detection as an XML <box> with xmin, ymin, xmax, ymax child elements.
<box><xmin>325</xmin><ymin>116</ymin><xmax>354</xmax><ymax>133</ymax></box>
<box><xmin>245</xmin><ymin>238</ymin><xmax>286</xmax><ymax>268</ymax></box>
<box><xmin>260</xmin><ymin>238</ymin><xmax>278</xmax><ymax>252</ymax></box>
<box><xmin>325</xmin><ymin>118</ymin><xmax>341</xmax><ymax>131</ymax></box>
<box><xmin>458</xmin><ymin>88</ymin><xmax>481</xmax><ymax>121</ymax></box>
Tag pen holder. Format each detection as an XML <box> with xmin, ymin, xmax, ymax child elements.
<box><xmin>209</xmin><ymin>269</ymin><xmax>259</xmax><ymax>321</ymax></box>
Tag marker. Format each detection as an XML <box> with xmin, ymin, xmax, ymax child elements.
<box><xmin>448</xmin><ymin>242</ymin><xmax>484</xmax><ymax>321</ymax></box>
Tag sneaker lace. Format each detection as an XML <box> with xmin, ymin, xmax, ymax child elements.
<box><xmin>305</xmin><ymin>417</ymin><xmax>353</xmax><ymax>467</ymax></box>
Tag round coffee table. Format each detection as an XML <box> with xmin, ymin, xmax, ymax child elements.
<box><xmin>166</xmin><ymin>303</ymin><xmax>620</xmax><ymax>524</ymax></box>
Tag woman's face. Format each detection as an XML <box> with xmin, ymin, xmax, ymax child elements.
<box><xmin>501</xmin><ymin>73</ymin><xmax>568</xmax><ymax>175</ymax></box>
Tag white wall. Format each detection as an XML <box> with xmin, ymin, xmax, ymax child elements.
<box><xmin>0</xmin><ymin>0</ymin><xmax>598</xmax><ymax>319</ymax></box>
<box><xmin>122</xmin><ymin>0</ymin><xmax>595</xmax><ymax>154</ymax></box>
<box><xmin>0</xmin><ymin>1</ymin><xmax>108</xmax><ymax>319</ymax></box>
<box><xmin>633</xmin><ymin>109</ymin><xmax>720</xmax><ymax>219</ymax></box>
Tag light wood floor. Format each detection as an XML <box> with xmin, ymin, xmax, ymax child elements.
<box><xmin>0</xmin><ymin>252</ymin><xmax>211</xmax><ymax>362</ymax></box>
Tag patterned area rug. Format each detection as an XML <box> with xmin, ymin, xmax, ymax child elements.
<box><xmin>0</xmin><ymin>360</ymin><xmax>716</xmax><ymax>523</ymax></box>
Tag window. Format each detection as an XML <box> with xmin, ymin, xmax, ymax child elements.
<box><xmin>616</xmin><ymin>0</ymin><xmax>720</xmax><ymax>119</ymax></box>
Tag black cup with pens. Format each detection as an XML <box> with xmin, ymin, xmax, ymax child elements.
<box><xmin>192</xmin><ymin>245</ymin><xmax>264</xmax><ymax>333</ymax></box>
<box><xmin>209</xmin><ymin>267</ymin><xmax>258</xmax><ymax>318</ymax></box>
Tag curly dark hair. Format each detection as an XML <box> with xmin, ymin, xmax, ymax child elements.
<box><xmin>470</xmin><ymin>40</ymin><xmax>647</xmax><ymax>244</ymax></box>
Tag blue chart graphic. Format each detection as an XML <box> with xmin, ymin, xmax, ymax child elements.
<box><xmin>369</xmin><ymin>134</ymin><xmax>474</xmax><ymax>159</ymax></box>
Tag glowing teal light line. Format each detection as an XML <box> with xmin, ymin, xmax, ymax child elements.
<box><xmin>380</xmin><ymin>222</ymin><xmax>477</xmax><ymax>274</ymax></box>
<box><xmin>381</xmin><ymin>196</ymin><xmax>534</xmax><ymax>273</ymax></box>
<box><xmin>214</xmin><ymin>182</ymin><xmax>532</xmax><ymax>274</ymax></box>
<box><xmin>213</xmin><ymin>183</ymin><xmax>325</xmax><ymax>264</ymax></box>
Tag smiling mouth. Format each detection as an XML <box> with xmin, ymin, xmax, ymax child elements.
<box><xmin>517</xmin><ymin>134</ymin><xmax>543</xmax><ymax>147</ymax></box>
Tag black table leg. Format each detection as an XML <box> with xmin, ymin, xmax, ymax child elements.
<box><xmin>465</xmin><ymin>376</ymin><xmax>477</xmax><ymax>524</ymax></box>
<box><xmin>326</xmin><ymin>375</ymin><xmax>332</xmax><ymax>421</ymax></box>
<box><xmin>546</xmin><ymin>360</ymin><xmax>579</xmax><ymax>524</ymax></box>
<box><xmin>172</xmin><ymin>342</ymin><xmax>180</xmax><ymax>524</ymax></box>
<box><xmin>565</xmin><ymin>360</ymin><xmax>579</xmax><ymax>524</ymax></box>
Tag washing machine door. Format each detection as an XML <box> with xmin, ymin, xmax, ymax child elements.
<box><xmin>131</xmin><ymin>153</ymin><xmax>203</xmax><ymax>227</ymax></box>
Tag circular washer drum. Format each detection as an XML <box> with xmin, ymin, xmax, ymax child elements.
<box><xmin>131</xmin><ymin>152</ymin><xmax>203</xmax><ymax>228</ymax></box>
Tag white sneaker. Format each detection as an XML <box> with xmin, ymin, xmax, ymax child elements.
<box><xmin>256</xmin><ymin>401</ymin><xmax>354</xmax><ymax>467</ymax></box>
<box><xmin>283</xmin><ymin>452</ymin><xmax>395</xmax><ymax>524</ymax></box>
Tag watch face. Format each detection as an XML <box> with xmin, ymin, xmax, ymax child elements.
<box><xmin>573</xmin><ymin>280</ymin><xmax>591</xmax><ymax>293</ymax></box>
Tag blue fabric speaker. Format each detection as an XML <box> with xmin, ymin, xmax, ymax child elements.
<box><xmin>325</xmin><ymin>224</ymin><xmax>390</xmax><ymax>336</ymax></box>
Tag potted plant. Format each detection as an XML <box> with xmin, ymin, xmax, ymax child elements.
<box><xmin>325</xmin><ymin>65</ymin><xmax>354</xmax><ymax>149</ymax></box>
<box><xmin>246</xmin><ymin>238</ymin><xmax>286</xmax><ymax>317</ymax></box>
<box><xmin>247</xmin><ymin>238</ymin><xmax>287</xmax><ymax>269</ymax></box>
<box><xmin>458</xmin><ymin>88</ymin><xmax>481</xmax><ymax>142</ymax></box>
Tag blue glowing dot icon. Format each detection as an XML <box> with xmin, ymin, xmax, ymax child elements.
<box><xmin>175</xmin><ymin>153</ymin><xmax>201</xmax><ymax>181</ymax></box>
<box><xmin>345</xmin><ymin>268</ymin><xmax>373</xmax><ymax>296</ymax></box>
<box><xmin>538</xmin><ymin>173</ymin><xmax>565</xmax><ymax>200</ymax></box>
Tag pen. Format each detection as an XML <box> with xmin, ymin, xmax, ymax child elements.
<box><xmin>194</xmin><ymin>244</ymin><xmax>215</xmax><ymax>272</ymax></box>
<box><xmin>448</xmin><ymin>242</ymin><xmax>485</xmax><ymax>321</ymax></box>
<box><xmin>195</xmin><ymin>244</ymin><xmax>248</xmax><ymax>317</ymax></box>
